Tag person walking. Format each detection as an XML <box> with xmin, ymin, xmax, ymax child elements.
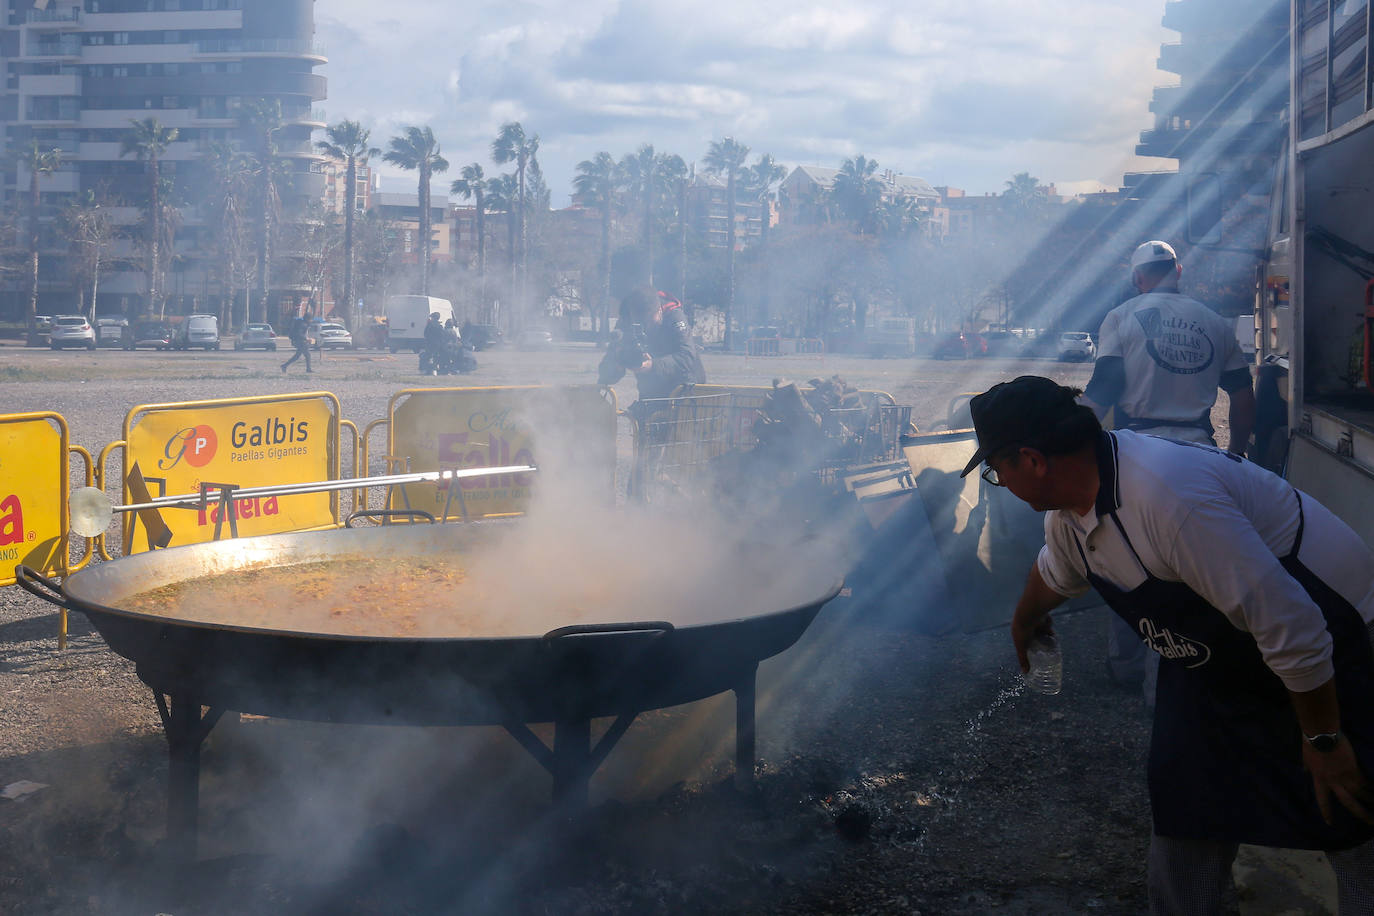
<box><xmin>1082</xmin><ymin>240</ymin><xmax>1257</xmax><ymax>694</ymax></box>
<box><xmin>280</xmin><ymin>305</ymin><xmax>312</xmax><ymax>374</ymax></box>
<box><xmin>964</xmin><ymin>375</ymin><xmax>1374</xmax><ymax>914</ymax></box>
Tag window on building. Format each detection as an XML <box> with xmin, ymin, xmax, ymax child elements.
<box><xmin>113</xmin><ymin>32</ymin><xmax>130</xmax><ymax>45</ymax></box>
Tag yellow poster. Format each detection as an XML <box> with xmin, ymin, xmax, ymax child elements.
<box><xmin>390</xmin><ymin>386</ymin><xmax>615</xmax><ymax>518</ymax></box>
<box><xmin>0</xmin><ymin>414</ymin><xmax>66</xmax><ymax>585</ymax></box>
<box><xmin>124</xmin><ymin>396</ymin><xmax>337</xmax><ymax>548</ymax></box>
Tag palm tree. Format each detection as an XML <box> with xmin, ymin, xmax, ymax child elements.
<box><xmin>619</xmin><ymin>144</ymin><xmax>661</xmax><ymax>285</ymax></box>
<box><xmin>703</xmin><ymin>137</ymin><xmax>751</xmax><ymax>346</ymax></box>
<box><xmin>451</xmin><ymin>163</ymin><xmax>488</xmax><ymax>305</ymax></box>
<box><xmin>491</xmin><ymin>122</ymin><xmax>539</xmax><ymax>314</ymax></box>
<box><xmin>745</xmin><ymin>154</ymin><xmax>786</xmax><ymax>248</ymax></box>
<box><xmin>657</xmin><ymin>154</ymin><xmax>689</xmax><ymax>300</ymax></box>
<box><xmin>875</xmin><ymin>197</ymin><xmax>923</xmax><ymax>239</ymax></box>
<box><xmin>317</xmin><ymin>120</ymin><xmax>379</xmax><ymax>327</ymax></box>
<box><xmin>1003</xmin><ymin>171</ymin><xmax>1048</xmax><ymax>215</ymax></box>
<box><xmin>120</xmin><ymin>118</ymin><xmax>178</xmax><ymax>317</ymax></box>
<box><xmin>743</xmin><ymin>154</ymin><xmax>787</xmax><ymax>327</ymax></box>
<box><xmin>15</xmin><ymin>141</ymin><xmax>61</xmax><ymax>338</ymax></box>
<box><xmin>384</xmin><ymin>125</ymin><xmax>449</xmax><ymax>296</ymax></box>
<box><xmin>574</xmin><ymin>152</ymin><xmax>622</xmax><ymax>341</ymax></box>
<box><xmin>485</xmin><ymin>173</ymin><xmax>518</xmax><ymax>325</ymax></box>
<box><xmin>831</xmin><ymin>155</ymin><xmax>883</xmax><ymax>234</ymax></box>
<box><xmin>243</xmin><ymin>99</ymin><xmax>283</xmax><ymax>323</ymax></box>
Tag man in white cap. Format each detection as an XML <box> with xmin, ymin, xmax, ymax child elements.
<box><xmin>1083</xmin><ymin>240</ymin><xmax>1257</xmax><ymax>693</ymax></box>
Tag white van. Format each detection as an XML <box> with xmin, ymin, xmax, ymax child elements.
<box><xmin>385</xmin><ymin>295</ymin><xmax>453</xmax><ymax>353</ymax></box>
<box><xmin>176</xmin><ymin>314</ymin><xmax>220</xmax><ymax>351</ymax></box>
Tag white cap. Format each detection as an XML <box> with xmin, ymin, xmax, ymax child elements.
<box><xmin>1130</xmin><ymin>240</ymin><xmax>1177</xmax><ymax>273</ymax></box>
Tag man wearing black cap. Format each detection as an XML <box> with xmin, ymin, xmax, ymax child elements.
<box><xmin>965</xmin><ymin>375</ymin><xmax>1374</xmax><ymax>913</ymax></box>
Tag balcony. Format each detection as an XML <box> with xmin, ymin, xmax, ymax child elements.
<box><xmin>26</xmin><ymin>38</ymin><xmax>82</xmax><ymax>59</ymax></box>
<box><xmin>194</xmin><ymin>38</ymin><xmax>326</xmax><ymax>62</ymax></box>
<box><xmin>1157</xmin><ymin>42</ymin><xmax>1186</xmax><ymax>75</ymax></box>
<box><xmin>282</xmin><ymin>107</ymin><xmax>327</xmax><ymax>128</ymax></box>
<box><xmin>18</xmin><ymin>73</ymin><xmax>81</xmax><ymax>96</ymax></box>
<box><xmin>24</xmin><ymin>101</ymin><xmax>80</xmax><ymax>123</ymax></box>
<box><xmin>25</xmin><ymin>7</ymin><xmax>80</xmax><ymax>27</ymax></box>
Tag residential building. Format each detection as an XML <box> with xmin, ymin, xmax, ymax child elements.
<box><xmin>778</xmin><ymin>165</ymin><xmax>939</xmax><ymax>228</ymax></box>
<box><xmin>1024</xmin><ymin>0</ymin><xmax>1289</xmax><ymax>331</ymax></box>
<box><xmin>321</xmin><ymin>157</ymin><xmax>369</xmax><ymax>216</ymax></box>
<box><xmin>0</xmin><ymin>0</ymin><xmax>327</xmax><ymax>322</ymax></box>
<box><xmin>685</xmin><ymin>172</ymin><xmax>763</xmax><ymax>250</ymax></box>
<box><xmin>370</xmin><ymin>187</ymin><xmax>449</xmax><ymax>266</ymax></box>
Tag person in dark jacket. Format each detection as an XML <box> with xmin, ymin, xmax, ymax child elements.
<box><xmin>597</xmin><ymin>287</ymin><xmax>706</xmax><ymax>404</ymax></box>
<box><xmin>280</xmin><ymin>305</ymin><xmax>312</xmax><ymax>374</ymax></box>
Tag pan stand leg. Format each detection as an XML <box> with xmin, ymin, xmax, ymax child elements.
<box><xmin>505</xmin><ymin>712</ymin><xmax>638</xmax><ymax>812</ymax></box>
<box><xmin>734</xmin><ymin>664</ymin><xmax>759</xmax><ymax>792</ymax></box>
<box><xmin>552</xmin><ymin>717</ymin><xmax>591</xmax><ymax>809</ymax></box>
<box><xmin>154</xmin><ymin>692</ymin><xmax>225</xmax><ymax>861</ymax></box>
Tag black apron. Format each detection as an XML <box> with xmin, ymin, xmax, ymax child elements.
<box><xmin>1073</xmin><ymin>494</ymin><xmax>1374</xmax><ymax>849</ymax></box>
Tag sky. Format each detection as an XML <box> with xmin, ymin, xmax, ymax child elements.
<box><xmin>315</xmin><ymin>0</ymin><xmax>1178</xmax><ymax>206</ymax></box>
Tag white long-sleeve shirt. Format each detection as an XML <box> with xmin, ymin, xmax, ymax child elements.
<box><xmin>1037</xmin><ymin>431</ymin><xmax>1374</xmax><ymax>692</ymax></box>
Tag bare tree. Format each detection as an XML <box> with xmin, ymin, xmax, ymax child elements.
<box><xmin>62</xmin><ymin>189</ymin><xmax>116</xmax><ymax>320</ymax></box>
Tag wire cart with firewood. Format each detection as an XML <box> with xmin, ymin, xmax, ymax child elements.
<box><xmin>626</xmin><ymin>376</ymin><xmax>915</xmax><ymax>509</ymax></box>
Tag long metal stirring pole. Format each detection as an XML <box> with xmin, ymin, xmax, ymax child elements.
<box><xmin>111</xmin><ymin>465</ymin><xmax>538</xmax><ymax>515</ymax></box>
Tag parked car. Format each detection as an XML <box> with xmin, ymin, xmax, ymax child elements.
<box><xmin>125</xmin><ymin>321</ymin><xmax>173</xmax><ymax>350</ymax></box>
<box><xmin>517</xmin><ymin>328</ymin><xmax>555</xmax><ymax>350</ymax></box>
<box><xmin>1056</xmin><ymin>331</ymin><xmax>1096</xmax><ymax>362</ymax></box>
<box><xmin>94</xmin><ymin>316</ymin><xmax>128</xmax><ymax>348</ymax></box>
<box><xmin>982</xmin><ymin>330</ymin><xmax>1021</xmax><ymax>357</ymax></box>
<box><xmin>933</xmin><ymin>332</ymin><xmax>986</xmax><ymax>359</ymax></box>
<box><xmin>235</xmin><ymin>323</ymin><xmax>278</xmax><ymax>351</ymax></box>
<box><xmin>48</xmin><ymin>315</ymin><xmax>96</xmax><ymax>350</ymax></box>
<box><xmin>175</xmin><ymin>314</ymin><xmax>220</xmax><ymax>350</ymax></box>
<box><xmin>314</xmin><ymin>322</ymin><xmax>353</xmax><ymax>350</ymax></box>
<box><xmin>466</xmin><ymin>323</ymin><xmax>504</xmax><ymax>351</ymax></box>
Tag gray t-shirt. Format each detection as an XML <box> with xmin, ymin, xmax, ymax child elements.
<box><xmin>1097</xmin><ymin>291</ymin><xmax>1247</xmax><ymax>426</ymax></box>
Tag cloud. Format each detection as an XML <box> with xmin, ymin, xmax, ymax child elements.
<box><xmin>317</xmin><ymin>0</ymin><xmax>1183</xmax><ymax>203</ymax></box>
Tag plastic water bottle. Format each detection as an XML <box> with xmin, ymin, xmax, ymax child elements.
<box><xmin>1025</xmin><ymin>634</ymin><xmax>1062</xmax><ymax>695</ymax></box>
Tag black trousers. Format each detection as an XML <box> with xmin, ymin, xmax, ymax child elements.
<box><xmin>282</xmin><ymin>340</ymin><xmax>311</xmax><ymax>371</ymax></box>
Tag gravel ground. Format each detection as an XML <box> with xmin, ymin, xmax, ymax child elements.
<box><xmin>0</xmin><ymin>344</ymin><xmax>1297</xmax><ymax>915</ymax></box>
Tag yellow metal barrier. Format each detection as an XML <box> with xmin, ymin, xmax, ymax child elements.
<box><xmin>119</xmin><ymin>391</ymin><xmax>342</xmax><ymax>551</ymax></box>
<box><xmin>0</xmin><ymin>413</ymin><xmax>88</xmax><ymax>647</ymax></box>
<box><xmin>386</xmin><ymin>385</ymin><xmax>616</xmax><ymax>520</ymax></box>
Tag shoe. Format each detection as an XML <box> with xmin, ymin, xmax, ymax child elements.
<box><xmin>280</xmin><ymin>364</ymin><xmax>287</xmax><ymax>373</ymax></box>
<box><xmin>306</xmin><ymin>368</ymin><xmax>314</xmax><ymax>373</ymax></box>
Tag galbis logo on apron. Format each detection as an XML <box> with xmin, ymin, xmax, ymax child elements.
<box><xmin>1137</xmin><ymin>618</ymin><xmax>1212</xmax><ymax>667</ymax></box>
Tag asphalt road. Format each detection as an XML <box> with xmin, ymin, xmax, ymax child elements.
<box><xmin>0</xmin><ymin>340</ymin><xmax>1095</xmax><ymax>455</ymax></box>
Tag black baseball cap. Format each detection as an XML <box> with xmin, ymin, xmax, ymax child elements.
<box><xmin>959</xmin><ymin>376</ymin><xmax>1083</xmax><ymax>477</ymax></box>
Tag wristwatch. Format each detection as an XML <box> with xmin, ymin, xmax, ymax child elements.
<box><xmin>1304</xmin><ymin>731</ymin><xmax>1342</xmax><ymax>753</ymax></box>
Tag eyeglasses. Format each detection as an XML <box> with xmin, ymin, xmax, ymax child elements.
<box><xmin>980</xmin><ymin>462</ymin><xmax>1005</xmax><ymax>487</ymax></box>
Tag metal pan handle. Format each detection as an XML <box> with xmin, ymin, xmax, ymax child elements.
<box><xmin>344</xmin><ymin>509</ymin><xmax>437</xmax><ymax>528</ymax></box>
<box><xmin>14</xmin><ymin>565</ymin><xmax>73</xmax><ymax>610</ymax></box>
<box><xmin>543</xmin><ymin>621</ymin><xmax>675</xmax><ymax>643</ymax></box>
